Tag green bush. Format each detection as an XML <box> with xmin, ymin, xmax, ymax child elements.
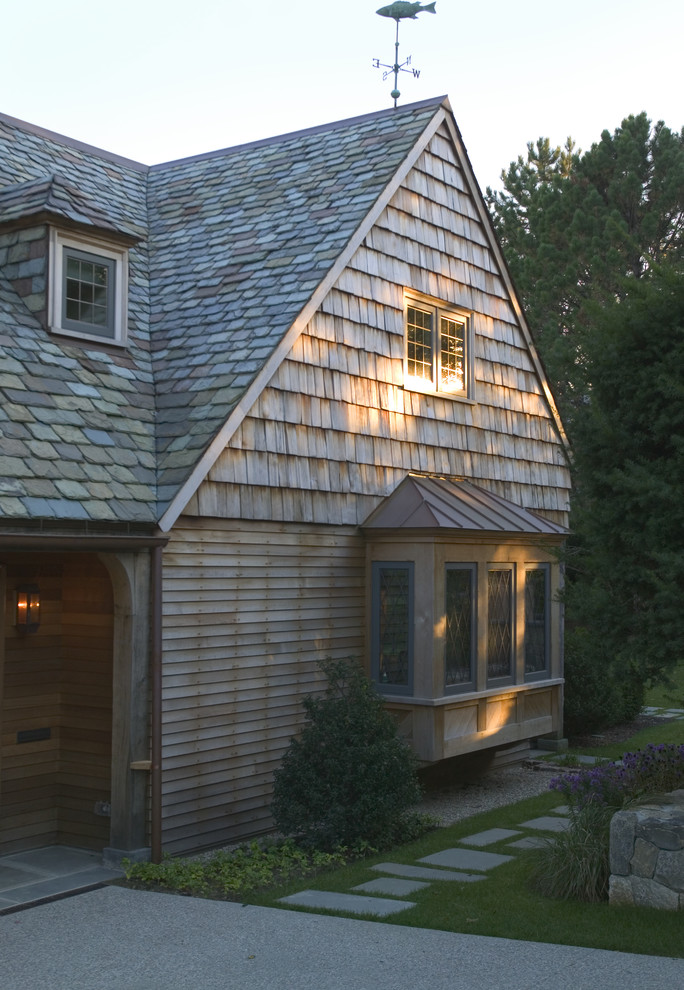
<box><xmin>533</xmin><ymin>743</ymin><xmax>684</xmax><ymax>902</ymax></box>
<box><xmin>124</xmin><ymin>839</ymin><xmax>346</xmax><ymax>897</ymax></box>
<box><xmin>563</xmin><ymin>627</ymin><xmax>644</xmax><ymax>738</ymax></box>
<box><xmin>531</xmin><ymin>802</ymin><xmax>612</xmax><ymax>902</ymax></box>
<box><xmin>271</xmin><ymin>656</ymin><xmax>422</xmax><ymax>849</ymax></box>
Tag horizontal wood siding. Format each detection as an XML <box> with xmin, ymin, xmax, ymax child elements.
<box><xmin>161</xmin><ymin>520</ymin><xmax>365</xmax><ymax>853</ymax></box>
<box><xmin>195</xmin><ymin>123</ymin><xmax>570</xmax><ymax>528</ymax></box>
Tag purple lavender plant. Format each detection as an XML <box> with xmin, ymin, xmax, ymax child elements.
<box><xmin>550</xmin><ymin>743</ymin><xmax>684</xmax><ymax>810</ymax></box>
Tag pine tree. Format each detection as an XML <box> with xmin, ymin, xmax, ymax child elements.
<box><xmin>487</xmin><ymin>114</ymin><xmax>684</xmax><ymax>429</ymax></box>
<box><xmin>563</xmin><ymin>265</ymin><xmax>684</xmax><ymax>733</ymax></box>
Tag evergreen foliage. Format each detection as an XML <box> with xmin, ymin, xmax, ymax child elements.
<box><xmin>271</xmin><ymin>657</ymin><xmax>421</xmax><ymax>849</ymax></box>
<box><xmin>564</xmin><ymin>267</ymin><xmax>684</xmax><ymax>729</ymax></box>
<box><xmin>488</xmin><ymin>114</ymin><xmax>684</xmax><ymax>734</ymax></box>
<box><xmin>487</xmin><ymin>114</ymin><xmax>684</xmax><ymax>428</ymax></box>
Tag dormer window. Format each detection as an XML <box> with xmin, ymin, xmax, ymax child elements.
<box><xmin>49</xmin><ymin>229</ymin><xmax>128</xmax><ymax>345</ymax></box>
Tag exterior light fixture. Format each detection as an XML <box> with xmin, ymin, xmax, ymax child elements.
<box><xmin>16</xmin><ymin>584</ymin><xmax>41</xmax><ymax>633</ymax></box>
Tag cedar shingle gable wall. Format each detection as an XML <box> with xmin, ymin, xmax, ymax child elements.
<box><xmin>147</xmin><ymin>100</ymin><xmax>445</xmax><ymax>513</ymax></box>
<box><xmin>0</xmin><ymin>115</ymin><xmax>156</xmax><ymax>524</ymax></box>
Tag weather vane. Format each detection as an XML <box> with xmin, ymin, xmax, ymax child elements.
<box><xmin>374</xmin><ymin>2</ymin><xmax>436</xmax><ymax>108</ymax></box>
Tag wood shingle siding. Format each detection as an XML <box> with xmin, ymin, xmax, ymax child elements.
<box><xmin>193</xmin><ymin>126</ymin><xmax>569</xmax><ymax>533</ymax></box>
<box><xmin>160</xmin><ymin>521</ymin><xmax>365</xmax><ymax>852</ymax></box>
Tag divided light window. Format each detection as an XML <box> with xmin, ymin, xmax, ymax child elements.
<box><xmin>445</xmin><ymin>564</ymin><xmax>476</xmax><ymax>690</ymax></box>
<box><xmin>487</xmin><ymin>567</ymin><xmax>514</xmax><ymax>683</ymax></box>
<box><xmin>405</xmin><ymin>296</ymin><xmax>469</xmax><ymax>395</ymax></box>
<box><xmin>49</xmin><ymin>230</ymin><xmax>128</xmax><ymax>345</ymax></box>
<box><xmin>63</xmin><ymin>247</ymin><xmax>115</xmax><ymax>335</ymax></box>
<box><xmin>524</xmin><ymin>565</ymin><xmax>550</xmax><ymax>679</ymax></box>
<box><xmin>371</xmin><ymin>562</ymin><xmax>414</xmax><ymax>695</ymax></box>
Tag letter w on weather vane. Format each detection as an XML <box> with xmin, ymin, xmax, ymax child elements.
<box><xmin>373</xmin><ymin>3</ymin><xmax>436</xmax><ymax>107</ymax></box>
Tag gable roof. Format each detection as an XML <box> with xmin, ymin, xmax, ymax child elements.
<box><xmin>147</xmin><ymin>98</ymin><xmax>449</xmax><ymax>515</ymax></box>
<box><xmin>362</xmin><ymin>475</ymin><xmax>568</xmax><ymax>534</ymax></box>
<box><xmin>0</xmin><ymin>97</ymin><xmax>568</xmax><ymax>532</ymax></box>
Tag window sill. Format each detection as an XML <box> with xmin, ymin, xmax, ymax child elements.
<box><xmin>49</xmin><ymin>325</ymin><xmax>128</xmax><ymax>348</ymax></box>
<box><xmin>402</xmin><ymin>383</ymin><xmax>476</xmax><ymax>404</ymax></box>
<box><xmin>379</xmin><ymin>678</ymin><xmax>564</xmax><ymax>706</ymax></box>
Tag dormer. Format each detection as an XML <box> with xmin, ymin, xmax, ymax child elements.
<box><xmin>0</xmin><ymin>174</ymin><xmax>139</xmax><ymax>346</ymax></box>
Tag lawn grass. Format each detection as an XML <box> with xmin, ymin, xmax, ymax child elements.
<box><xmin>242</xmin><ymin>717</ymin><xmax>684</xmax><ymax>957</ymax></box>
<box><xmin>568</xmin><ymin>718</ymin><xmax>684</xmax><ymax>761</ymax></box>
<box><xmin>244</xmin><ymin>787</ymin><xmax>684</xmax><ymax>958</ymax></box>
<box><xmin>124</xmin><ymin>715</ymin><xmax>684</xmax><ymax>956</ymax></box>
<box><xmin>645</xmin><ymin>662</ymin><xmax>684</xmax><ymax>709</ymax></box>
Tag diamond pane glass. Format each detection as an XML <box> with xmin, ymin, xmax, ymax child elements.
<box><xmin>445</xmin><ymin>568</ymin><xmax>473</xmax><ymax>686</ymax></box>
<box><xmin>439</xmin><ymin>316</ymin><xmax>465</xmax><ymax>391</ymax></box>
<box><xmin>406</xmin><ymin>306</ymin><xmax>433</xmax><ymax>382</ymax></box>
<box><xmin>378</xmin><ymin>567</ymin><xmax>410</xmax><ymax>686</ymax></box>
<box><xmin>525</xmin><ymin>568</ymin><xmax>547</xmax><ymax>673</ymax></box>
<box><xmin>488</xmin><ymin>570</ymin><xmax>512</xmax><ymax>679</ymax></box>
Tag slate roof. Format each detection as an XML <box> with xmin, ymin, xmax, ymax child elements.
<box><xmin>147</xmin><ymin>100</ymin><xmax>445</xmax><ymax>508</ymax></box>
<box><xmin>0</xmin><ymin>174</ymin><xmax>137</xmax><ymax>238</ymax></box>
<box><xmin>362</xmin><ymin>475</ymin><xmax>568</xmax><ymax>534</ymax></box>
<box><xmin>0</xmin><ymin>99</ymin><xmax>447</xmax><ymax>528</ymax></box>
<box><xmin>0</xmin><ymin>111</ymin><xmax>154</xmax><ymax>525</ymax></box>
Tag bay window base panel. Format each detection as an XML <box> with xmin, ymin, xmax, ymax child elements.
<box><xmin>385</xmin><ymin>684</ymin><xmax>560</xmax><ymax>764</ymax></box>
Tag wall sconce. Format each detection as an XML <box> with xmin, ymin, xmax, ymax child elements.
<box><xmin>16</xmin><ymin>584</ymin><xmax>41</xmax><ymax>634</ymax></box>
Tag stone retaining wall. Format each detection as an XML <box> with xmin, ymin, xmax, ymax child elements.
<box><xmin>609</xmin><ymin>789</ymin><xmax>684</xmax><ymax>910</ymax></box>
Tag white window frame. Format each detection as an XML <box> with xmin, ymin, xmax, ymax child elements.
<box><xmin>49</xmin><ymin>228</ymin><xmax>128</xmax><ymax>345</ymax></box>
<box><xmin>404</xmin><ymin>293</ymin><xmax>471</xmax><ymax>397</ymax></box>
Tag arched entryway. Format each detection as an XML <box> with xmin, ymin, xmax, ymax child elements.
<box><xmin>0</xmin><ymin>553</ymin><xmax>114</xmax><ymax>854</ymax></box>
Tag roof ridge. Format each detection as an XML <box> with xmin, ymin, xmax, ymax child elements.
<box><xmin>0</xmin><ymin>112</ymin><xmax>149</xmax><ymax>171</ymax></box>
<box><xmin>150</xmin><ymin>96</ymin><xmax>449</xmax><ymax>172</ymax></box>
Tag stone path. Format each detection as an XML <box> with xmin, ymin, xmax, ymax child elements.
<box><xmin>279</xmin><ymin>705</ymin><xmax>684</xmax><ymax>919</ymax></box>
<box><xmin>643</xmin><ymin>706</ymin><xmax>684</xmax><ymax>720</ymax></box>
<box><xmin>279</xmin><ymin>805</ymin><xmax>571</xmax><ymax>917</ymax></box>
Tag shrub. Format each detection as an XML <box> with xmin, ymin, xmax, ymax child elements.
<box><xmin>550</xmin><ymin>743</ymin><xmax>684</xmax><ymax>809</ymax></box>
<box><xmin>124</xmin><ymin>839</ymin><xmax>347</xmax><ymax>897</ymax></box>
<box><xmin>534</xmin><ymin>743</ymin><xmax>684</xmax><ymax>902</ymax></box>
<box><xmin>532</xmin><ymin>802</ymin><xmax>612</xmax><ymax>902</ymax></box>
<box><xmin>271</xmin><ymin>656</ymin><xmax>422</xmax><ymax>849</ymax></box>
<box><xmin>562</xmin><ymin>628</ymin><xmax>645</xmax><ymax>737</ymax></box>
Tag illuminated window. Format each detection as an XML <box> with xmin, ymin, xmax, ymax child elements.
<box><xmin>49</xmin><ymin>230</ymin><xmax>128</xmax><ymax>344</ymax></box>
<box><xmin>371</xmin><ymin>562</ymin><xmax>414</xmax><ymax>695</ymax></box>
<box><xmin>405</xmin><ymin>296</ymin><xmax>469</xmax><ymax>395</ymax></box>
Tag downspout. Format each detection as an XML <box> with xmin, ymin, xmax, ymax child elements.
<box><xmin>150</xmin><ymin>544</ymin><xmax>163</xmax><ymax>863</ymax></box>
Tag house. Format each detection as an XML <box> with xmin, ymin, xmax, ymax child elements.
<box><xmin>0</xmin><ymin>96</ymin><xmax>571</xmax><ymax>864</ymax></box>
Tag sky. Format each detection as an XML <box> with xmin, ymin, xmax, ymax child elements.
<box><xmin>3</xmin><ymin>0</ymin><xmax>682</xmax><ymax>192</ymax></box>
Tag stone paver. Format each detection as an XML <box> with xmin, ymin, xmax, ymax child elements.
<box><xmin>508</xmin><ymin>836</ymin><xmax>550</xmax><ymax>850</ymax></box>
<box><xmin>420</xmin><ymin>849</ymin><xmax>513</xmax><ymax>871</ymax></box>
<box><xmin>518</xmin><ymin>816</ymin><xmax>570</xmax><ymax>833</ymax></box>
<box><xmin>458</xmin><ymin>828</ymin><xmax>521</xmax><ymax>846</ymax></box>
<box><xmin>354</xmin><ymin>877</ymin><xmax>429</xmax><ymax>896</ymax></box>
<box><xmin>371</xmin><ymin>862</ymin><xmax>485</xmax><ymax>883</ymax></box>
<box><xmin>278</xmin><ymin>889</ymin><xmax>415</xmax><ymax>916</ymax></box>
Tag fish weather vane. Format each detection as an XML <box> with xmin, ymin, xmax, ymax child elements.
<box><xmin>373</xmin><ymin>2</ymin><xmax>436</xmax><ymax>108</ymax></box>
